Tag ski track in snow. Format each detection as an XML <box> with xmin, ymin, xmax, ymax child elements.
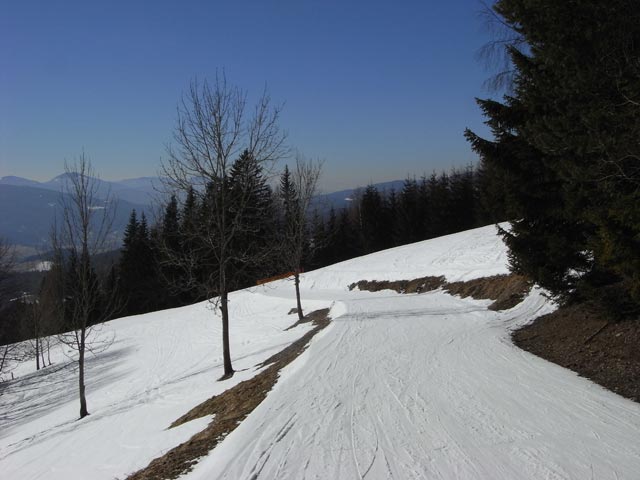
<box><xmin>1</xmin><ymin>225</ymin><xmax>640</xmax><ymax>479</ymax></box>
<box><xmin>187</xmin><ymin>288</ymin><xmax>640</xmax><ymax>480</ymax></box>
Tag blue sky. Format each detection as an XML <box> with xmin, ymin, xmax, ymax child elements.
<box><xmin>0</xmin><ymin>0</ymin><xmax>494</xmax><ymax>192</ymax></box>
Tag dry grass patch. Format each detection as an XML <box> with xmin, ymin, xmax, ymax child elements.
<box><xmin>350</xmin><ymin>274</ymin><xmax>531</xmax><ymax>311</ymax></box>
<box><xmin>127</xmin><ymin>308</ymin><xmax>331</xmax><ymax>480</ymax></box>
<box><xmin>445</xmin><ymin>274</ymin><xmax>530</xmax><ymax>311</ymax></box>
<box><xmin>349</xmin><ymin>276</ymin><xmax>446</xmax><ymax>294</ymax></box>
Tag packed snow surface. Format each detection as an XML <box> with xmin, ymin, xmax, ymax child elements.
<box><xmin>1</xmin><ymin>224</ymin><xmax>640</xmax><ymax>479</ymax></box>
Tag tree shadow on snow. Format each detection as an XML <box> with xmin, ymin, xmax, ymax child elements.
<box><xmin>0</xmin><ymin>344</ymin><xmax>134</xmax><ymax>439</ymax></box>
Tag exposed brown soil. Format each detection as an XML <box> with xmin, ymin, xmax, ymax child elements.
<box><xmin>513</xmin><ymin>303</ymin><xmax>640</xmax><ymax>402</ymax></box>
<box><xmin>349</xmin><ymin>276</ymin><xmax>446</xmax><ymax>294</ymax></box>
<box><xmin>127</xmin><ymin>308</ymin><xmax>331</xmax><ymax>480</ymax></box>
<box><xmin>349</xmin><ymin>274</ymin><xmax>530</xmax><ymax>311</ymax></box>
<box><xmin>445</xmin><ymin>274</ymin><xmax>530</xmax><ymax>311</ymax></box>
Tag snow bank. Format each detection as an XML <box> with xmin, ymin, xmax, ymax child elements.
<box><xmin>298</xmin><ymin>224</ymin><xmax>510</xmax><ymax>292</ymax></box>
<box><xmin>0</xmin><ymin>291</ymin><xmax>330</xmax><ymax>479</ymax></box>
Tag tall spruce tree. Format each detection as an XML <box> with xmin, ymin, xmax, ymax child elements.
<box><xmin>336</xmin><ymin>208</ymin><xmax>362</xmax><ymax>261</ymax></box>
<box><xmin>386</xmin><ymin>188</ymin><xmax>399</xmax><ymax>246</ymax></box>
<box><xmin>280</xmin><ymin>165</ymin><xmax>297</xmax><ymax>229</ymax></box>
<box><xmin>309</xmin><ymin>209</ymin><xmax>327</xmax><ymax>269</ymax></box>
<box><xmin>449</xmin><ymin>166</ymin><xmax>478</xmax><ymax>233</ymax></box>
<box><xmin>227</xmin><ymin>150</ymin><xmax>277</xmax><ymax>289</ymax></box>
<box><xmin>433</xmin><ymin>172</ymin><xmax>453</xmax><ymax>235</ymax></box>
<box><xmin>156</xmin><ymin>195</ymin><xmax>186</xmax><ymax>307</ymax></box>
<box><xmin>359</xmin><ymin>185</ymin><xmax>387</xmax><ymax>253</ymax></box>
<box><xmin>118</xmin><ymin>210</ymin><xmax>159</xmax><ymax>315</ymax></box>
<box><xmin>162</xmin><ymin>195</ymin><xmax>180</xmax><ymax>251</ymax></box>
<box><xmin>322</xmin><ymin>207</ymin><xmax>339</xmax><ymax>265</ymax></box>
<box><xmin>466</xmin><ymin>0</ymin><xmax>640</xmax><ymax>310</ymax></box>
<box><xmin>395</xmin><ymin>178</ymin><xmax>422</xmax><ymax>245</ymax></box>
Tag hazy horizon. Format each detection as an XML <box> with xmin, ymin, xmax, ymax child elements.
<box><xmin>0</xmin><ymin>171</ymin><xmax>409</xmax><ymax>196</ymax></box>
<box><xmin>1</xmin><ymin>0</ymin><xmax>494</xmax><ymax>192</ymax></box>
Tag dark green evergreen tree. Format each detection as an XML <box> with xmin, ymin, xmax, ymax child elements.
<box><xmin>156</xmin><ymin>194</ymin><xmax>188</xmax><ymax>307</ymax></box>
<box><xmin>122</xmin><ymin>210</ymin><xmax>139</xmax><ymax>256</ymax></box>
<box><xmin>227</xmin><ymin>150</ymin><xmax>277</xmax><ymax>288</ymax></box>
<box><xmin>309</xmin><ymin>209</ymin><xmax>327</xmax><ymax>269</ymax></box>
<box><xmin>383</xmin><ymin>188</ymin><xmax>399</xmax><ymax>247</ymax></box>
<box><xmin>180</xmin><ymin>187</ymin><xmax>199</xmax><ymax>251</ymax></box>
<box><xmin>322</xmin><ymin>207</ymin><xmax>339</xmax><ymax>265</ymax></box>
<box><xmin>359</xmin><ymin>185</ymin><xmax>387</xmax><ymax>253</ymax></box>
<box><xmin>279</xmin><ymin>165</ymin><xmax>297</xmax><ymax>229</ymax></box>
<box><xmin>335</xmin><ymin>208</ymin><xmax>361</xmax><ymax>261</ymax></box>
<box><xmin>395</xmin><ymin>178</ymin><xmax>422</xmax><ymax>244</ymax></box>
<box><xmin>448</xmin><ymin>166</ymin><xmax>477</xmax><ymax>233</ymax></box>
<box><xmin>162</xmin><ymin>195</ymin><xmax>180</xmax><ymax>251</ymax></box>
<box><xmin>118</xmin><ymin>210</ymin><xmax>160</xmax><ymax>315</ymax></box>
<box><xmin>466</xmin><ymin>0</ymin><xmax>640</xmax><ymax>310</ymax></box>
<box><xmin>117</xmin><ymin>210</ymin><xmax>139</xmax><ymax>314</ymax></box>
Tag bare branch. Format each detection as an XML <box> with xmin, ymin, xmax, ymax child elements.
<box><xmin>475</xmin><ymin>1</ymin><xmax>528</xmax><ymax>94</ymax></box>
<box><xmin>159</xmin><ymin>76</ymin><xmax>288</xmax><ymax>379</ymax></box>
<box><xmin>50</xmin><ymin>153</ymin><xmax>119</xmax><ymax>418</ymax></box>
<box><xmin>277</xmin><ymin>153</ymin><xmax>323</xmax><ymax>320</ymax></box>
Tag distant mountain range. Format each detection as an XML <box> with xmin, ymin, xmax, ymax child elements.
<box><xmin>313</xmin><ymin>180</ymin><xmax>405</xmax><ymax>212</ymax></box>
<box><xmin>0</xmin><ymin>174</ymin><xmax>161</xmax><ymax>206</ymax></box>
<box><xmin>0</xmin><ymin>175</ymin><xmax>160</xmax><ymax>248</ymax></box>
<box><xmin>0</xmin><ymin>174</ymin><xmax>404</xmax><ymax>248</ymax></box>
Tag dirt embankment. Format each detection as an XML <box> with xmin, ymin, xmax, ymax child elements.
<box><xmin>514</xmin><ymin>304</ymin><xmax>640</xmax><ymax>402</ymax></box>
<box><xmin>349</xmin><ymin>274</ymin><xmax>530</xmax><ymax>311</ymax></box>
<box><xmin>127</xmin><ymin>309</ymin><xmax>331</xmax><ymax>480</ymax></box>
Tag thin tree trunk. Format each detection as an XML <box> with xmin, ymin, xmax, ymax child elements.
<box><xmin>294</xmin><ymin>272</ymin><xmax>304</xmax><ymax>321</ymax></box>
<box><xmin>35</xmin><ymin>336</ymin><xmax>40</xmax><ymax>371</ymax></box>
<box><xmin>220</xmin><ymin>290</ymin><xmax>234</xmax><ymax>380</ymax></box>
<box><xmin>40</xmin><ymin>344</ymin><xmax>46</xmax><ymax>370</ymax></box>
<box><xmin>78</xmin><ymin>328</ymin><xmax>89</xmax><ymax>418</ymax></box>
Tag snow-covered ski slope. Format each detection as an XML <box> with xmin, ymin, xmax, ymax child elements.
<box><xmin>2</xmin><ymin>224</ymin><xmax>640</xmax><ymax>479</ymax></box>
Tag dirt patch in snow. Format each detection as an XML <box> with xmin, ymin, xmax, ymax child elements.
<box><xmin>445</xmin><ymin>274</ymin><xmax>530</xmax><ymax>311</ymax></box>
<box><xmin>127</xmin><ymin>308</ymin><xmax>331</xmax><ymax>480</ymax></box>
<box><xmin>513</xmin><ymin>303</ymin><xmax>640</xmax><ymax>403</ymax></box>
<box><xmin>349</xmin><ymin>276</ymin><xmax>446</xmax><ymax>294</ymax></box>
<box><xmin>349</xmin><ymin>276</ymin><xmax>447</xmax><ymax>295</ymax></box>
<box><xmin>350</xmin><ymin>274</ymin><xmax>530</xmax><ymax>311</ymax></box>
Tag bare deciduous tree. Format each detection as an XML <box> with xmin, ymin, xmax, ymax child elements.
<box><xmin>0</xmin><ymin>343</ymin><xmax>21</xmax><ymax>380</ymax></box>
<box><xmin>51</xmin><ymin>154</ymin><xmax>118</xmax><ymax>418</ymax></box>
<box><xmin>279</xmin><ymin>154</ymin><xmax>322</xmax><ymax>321</ymax></box>
<box><xmin>21</xmin><ymin>294</ymin><xmax>45</xmax><ymax>371</ymax></box>
<box><xmin>21</xmin><ymin>292</ymin><xmax>57</xmax><ymax>372</ymax></box>
<box><xmin>161</xmin><ymin>75</ymin><xmax>287</xmax><ymax>380</ymax></box>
